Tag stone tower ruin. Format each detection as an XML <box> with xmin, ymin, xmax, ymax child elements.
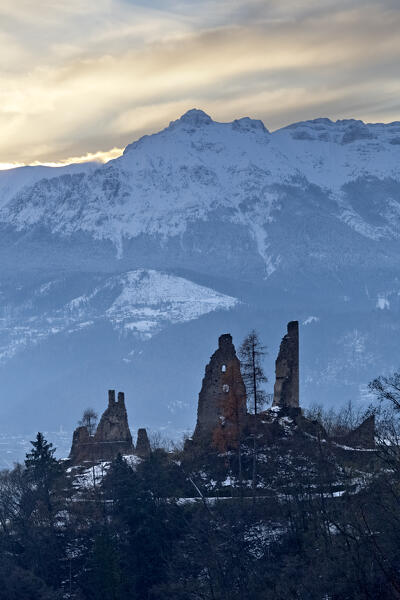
<box><xmin>192</xmin><ymin>333</ymin><xmax>247</xmax><ymax>445</ymax></box>
<box><xmin>187</xmin><ymin>321</ymin><xmax>376</xmax><ymax>453</ymax></box>
<box><xmin>272</xmin><ymin>320</ymin><xmax>299</xmax><ymax>409</ymax></box>
<box><xmin>69</xmin><ymin>390</ymin><xmax>135</xmax><ymax>464</ymax></box>
<box><xmin>135</xmin><ymin>428</ymin><xmax>151</xmax><ymax>458</ymax></box>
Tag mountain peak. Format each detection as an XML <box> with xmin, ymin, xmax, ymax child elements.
<box><xmin>232</xmin><ymin>116</ymin><xmax>269</xmax><ymax>134</ymax></box>
<box><xmin>174</xmin><ymin>108</ymin><xmax>213</xmax><ymax>127</ymax></box>
<box><xmin>123</xmin><ymin>109</ymin><xmax>214</xmax><ymax>155</ymax></box>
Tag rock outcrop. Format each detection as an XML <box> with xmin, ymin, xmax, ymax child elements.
<box><xmin>272</xmin><ymin>321</ymin><xmax>299</xmax><ymax>409</ymax></box>
<box><xmin>136</xmin><ymin>428</ymin><xmax>151</xmax><ymax>458</ymax></box>
<box><xmin>69</xmin><ymin>390</ymin><xmax>135</xmax><ymax>464</ymax></box>
<box><xmin>192</xmin><ymin>334</ymin><xmax>247</xmax><ymax>447</ymax></box>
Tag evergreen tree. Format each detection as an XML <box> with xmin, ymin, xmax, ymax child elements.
<box><xmin>25</xmin><ymin>432</ymin><xmax>60</xmax><ymax>485</ymax></box>
<box><xmin>85</xmin><ymin>532</ymin><xmax>122</xmax><ymax>600</ymax></box>
<box><xmin>239</xmin><ymin>331</ymin><xmax>268</xmax><ymax>503</ymax></box>
<box><xmin>239</xmin><ymin>331</ymin><xmax>268</xmax><ymax>416</ymax></box>
<box><xmin>24</xmin><ymin>433</ymin><xmax>63</xmax><ymax>515</ymax></box>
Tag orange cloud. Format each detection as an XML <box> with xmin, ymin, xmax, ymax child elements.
<box><xmin>0</xmin><ymin>1</ymin><xmax>399</xmax><ymax>164</ymax></box>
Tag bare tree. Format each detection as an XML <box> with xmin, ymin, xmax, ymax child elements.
<box><xmin>369</xmin><ymin>372</ymin><xmax>400</xmax><ymax>465</ymax></box>
<box><xmin>305</xmin><ymin>400</ymin><xmax>365</xmax><ymax>437</ymax></box>
<box><xmin>239</xmin><ymin>330</ymin><xmax>268</xmax><ymax>503</ymax></box>
<box><xmin>370</xmin><ymin>372</ymin><xmax>400</xmax><ymax>411</ymax></box>
<box><xmin>79</xmin><ymin>408</ymin><xmax>98</xmax><ymax>436</ymax></box>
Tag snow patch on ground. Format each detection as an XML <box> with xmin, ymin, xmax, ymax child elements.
<box><xmin>69</xmin><ymin>455</ymin><xmax>142</xmax><ymax>490</ymax></box>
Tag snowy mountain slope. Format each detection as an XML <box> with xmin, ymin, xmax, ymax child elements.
<box><xmin>1</xmin><ymin>109</ymin><xmax>400</xmax><ymax>455</ymax></box>
<box><xmin>0</xmin><ymin>269</ymin><xmax>237</xmax><ymax>363</ymax></box>
<box><xmin>2</xmin><ymin>110</ymin><xmax>400</xmax><ymax>264</ymax></box>
<box><xmin>0</xmin><ymin>161</ymin><xmax>96</xmax><ymax>209</ymax></box>
<box><xmin>273</xmin><ymin>118</ymin><xmax>400</xmax><ymax>242</ymax></box>
<box><xmin>273</xmin><ymin>118</ymin><xmax>400</xmax><ymax>188</ymax></box>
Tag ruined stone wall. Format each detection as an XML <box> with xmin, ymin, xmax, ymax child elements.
<box><xmin>338</xmin><ymin>415</ymin><xmax>376</xmax><ymax>449</ymax></box>
<box><xmin>192</xmin><ymin>334</ymin><xmax>246</xmax><ymax>446</ymax></box>
<box><xmin>69</xmin><ymin>426</ymin><xmax>91</xmax><ymax>464</ymax></box>
<box><xmin>136</xmin><ymin>428</ymin><xmax>151</xmax><ymax>458</ymax></box>
<box><xmin>272</xmin><ymin>321</ymin><xmax>299</xmax><ymax>409</ymax></box>
<box><xmin>69</xmin><ymin>390</ymin><xmax>135</xmax><ymax>464</ymax></box>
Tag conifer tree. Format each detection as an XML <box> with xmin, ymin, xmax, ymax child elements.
<box><xmin>239</xmin><ymin>331</ymin><xmax>267</xmax><ymax>416</ymax></box>
<box><xmin>25</xmin><ymin>432</ymin><xmax>62</xmax><ymax>512</ymax></box>
<box><xmin>239</xmin><ymin>331</ymin><xmax>268</xmax><ymax>503</ymax></box>
<box><xmin>25</xmin><ymin>432</ymin><xmax>56</xmax><ymax>469</ymax></box>
<box><xmin>89</xmin><ymin>532</ymin><xmax>122</xmax><ymax>600</ymax></box>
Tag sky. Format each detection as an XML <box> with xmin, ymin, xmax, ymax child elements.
<box><xmin>0</xmin><ymin>0</ymin><xmax>399</xmax><ymax>167</ymax></box>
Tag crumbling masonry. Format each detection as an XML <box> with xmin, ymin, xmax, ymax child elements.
<box><xmin>190</xmin><ymin>321</ymin><xmax>375</xmax><ymax>450</ymax></box>
<box><xmin>192</xmin><ymin>333</ymin><xmax>247</xmax><ymax>446</ymax></box>
<box><xmin>135</xmin><ymin>428</ymin><xmax>151</xmax><ymax>458</ymax></box>
<box><xmin>69</xmin><ymin>320</ymin><xmax>376</xmax><ymax>464</ymax></box>
<box><xmin>272</xmin><ymin>320</ymin><xmax>299</xmax><ymax>409</ymax></box>
<box><xmin>69</xmin><ymin>390</ymin><xmax>148</xmax><ymax>464</ymax></box>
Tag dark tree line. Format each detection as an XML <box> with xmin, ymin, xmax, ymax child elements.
<box><xmin>0</xmin><ymin>425</ymin><xmax>399</xmax><ymax>599</ymax></box>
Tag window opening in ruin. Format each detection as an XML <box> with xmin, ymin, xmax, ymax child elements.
<box><xmin>221</xmin><ymin>364</ymin><xmax>226</xmax><ymax>372</ymax></box>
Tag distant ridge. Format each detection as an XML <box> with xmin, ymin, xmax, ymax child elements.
<box><xmin>0</xmin><ymin>107</ymin><xmax>399</xmax><ymax>455</ymax></box>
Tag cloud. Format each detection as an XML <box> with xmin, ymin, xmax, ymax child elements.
<box><xmin>0</xmin><ymin>1</ymin><xmax>399</xmax><ymax>164</ymax></box>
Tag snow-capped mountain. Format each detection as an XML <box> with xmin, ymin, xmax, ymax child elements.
<box><xmin>0</xmin><ymin>161</ymin><xmax>97</xmax><ymax>209</ymax></box>
<box><xmin>1</xmin><ymin>108</ymin><xmax>400</xmax><ymax>463</ymax></box>
<box><xmin>3</xmin><ymin>110</ymin><xmax>400</xmax><ymax>255</ymax></box>
<box><xmin>0</xmin><ymin>269</ymin><xmax>236</xmax><ymax>364</ymax></box>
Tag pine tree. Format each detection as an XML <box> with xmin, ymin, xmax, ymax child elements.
<box><xmin>17</xmin><ymin>434</ymin><xmax>67</xmax><ymax>588</ymax></box>
<box><xmin>239</xmin><ymin>331</ymin><xmax>268</xmax><ymax>503</ymax></box>
<box><xmin>104</xmin><ymin>453</ymin><xmax>138</xmax><ymax>520</ymax></box>
<box><xmin>25</xmin><ymin>432</ymin><xmax>57</xmax><ymax>470</ymax></box>
<box><xmin>89</xmin><ymin>532</ymin><xmax>122</xmax><ymax>600</ymax></box>
<box><xmin>25</xmin><ymin>432</ymin><xmax>62</xmax><ymax>512</ymax></box>
<box><xmin>239</xmin><ymin>331</ymin><xmax>268</xmax><ymax>417</ymax></box>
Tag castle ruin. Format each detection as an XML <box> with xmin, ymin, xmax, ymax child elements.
<box><xmin>190</xmin><ymin>321</ymin><xmax>375</xmax><ymax>451</ymax></box>
<box><xmin>272</xmin><ymin>320</ymin><xmax>299</xmax><ymax>409</ymax></box>
<box><xmin>69</xmin><ymin>390</ymin><xmax>149</xmax><ymax>465</ymax></box>
<box><xmin>69</xmin><ymin>320</ymin><xmax>375</xmax><ymax>465</ymax></box>
<box><xmin>191</xmin><ymin>325</ymin><xmax>300</xmax><ymax>447</ymax></box>
<box><xmin>135</xmin><ymin>428</ymin><xmax>151</xmax><ymax>458</ymax></box>
<box><xmin>192</xmin><ymin>333</ymin><xmax>247</xmax><ymax>446</ymax></box>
